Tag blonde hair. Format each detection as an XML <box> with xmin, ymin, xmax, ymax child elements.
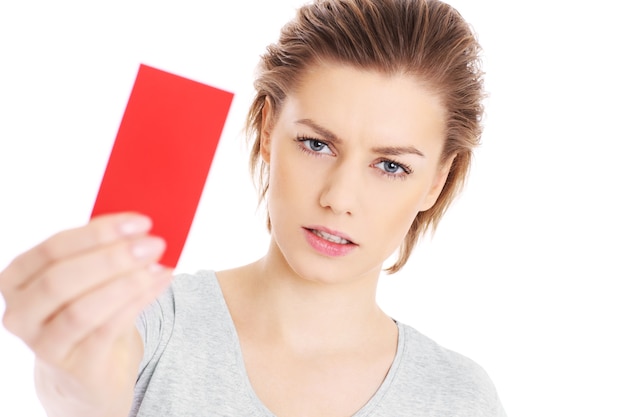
<box><xmin>247</xmin><ymin>0</ymin><xmax>485</xmax><ymax>273</ymax></box>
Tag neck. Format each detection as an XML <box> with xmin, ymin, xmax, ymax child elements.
<box><xmin>219</xmin><ymin>241</ymin><xmax>395</xmax><ymax>353</ymax></box>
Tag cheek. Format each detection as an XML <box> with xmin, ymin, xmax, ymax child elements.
<box><xmin>267</xmin><ymin>147</ymin><xmax>309</xmax><ymax>209</ymax></box>
<box><xmin>382</xmin><ymin>198</ymin><xmax>420</xmax><ymax>229</ymax></box>
<box><xmin>365</xmin><ymin>183</ymin><xmax>426</xmax><ymax>237</ymax></box>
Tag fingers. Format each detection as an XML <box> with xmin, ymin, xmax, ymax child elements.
<box><xmin>0</xmin><ymin>212</ymin><xmax>169</xmax><ymax>356</ymax></box>
<box><xmin>68</xmin><ymin>269</ymin><xmax>173</xmax><ymax>369</ymax></box>
<box><xmin>7</xmin><ymin>235</ymin><xmax>165</xmax><ymax>343</ymax></box>
<box><xmin>0</xmin><ymin>213</ymin><xmax>152</xmax><ymax>292</ymax></box>
<box><xmin>0</xmin><ymin>211</ymin><xmax>174</xmax><ymax>411</ymax></box>
<box><xmin>32</xmin><ymin>266</ymin><xmax>173</xmax><ymax>366</ymax></box>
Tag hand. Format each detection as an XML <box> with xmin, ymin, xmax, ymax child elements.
<box><xmin>0</xmin><ymin>213</ymin><xmax>173</xmax><ymax>417</ymax></box>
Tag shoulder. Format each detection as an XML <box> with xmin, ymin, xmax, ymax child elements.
<box><xmin>400</xmin><ymin>323</ymin><xmax>494</xmax><ymax>388</ymax></box>
<box><xmin>165</xmin><ymin>270</ymin><xmax>229</xmax><ymax>323</ymax></box>
<box><xmin>135</xmin><ymin>269</ymin><xmax>235</xmax><ymax>377</ymax></box>
<box><xmin>136</xmin><ymin>270</ymin><xmax>224</xmax><ymax>349</ymax></box>
<box><xmin>171</xmin><ymin>269</ymin><xmax>219</xmax><ymax>295</ymax></box>
<box><xmin>391</xmin><ymin>323</ymin><xmax>506</xmax><ymax>416</ymax></box>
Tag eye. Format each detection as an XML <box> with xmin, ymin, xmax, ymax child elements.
<box><xmin>297</xmin><ymin>137</ymin><xmax>333</xmax><ymax>155</ymax></box>
<box><xmin>373</xmin><ymin>160</ymin><xmax>412</xmax><ymax>179</ymax></box>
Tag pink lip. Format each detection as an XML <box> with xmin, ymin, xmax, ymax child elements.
<box><xmin>303</xmin><ymin>226</ymin><xmax>357</xmax><ymax>257</ymax></box>
<box><xmin>306</xmin><ymin>225</ymin><xmax>355</xmax><ymax>243</ymax></box>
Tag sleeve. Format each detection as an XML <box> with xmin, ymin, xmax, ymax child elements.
<box><xmin>473</xmin><ymin>365</ymin><xmax>507</xmax><ymax>417</ymax></box>
<box><xmin>129</xmin><ymin>283</ymin><xmax>176</xmax><ymax>416</ymax></box>
<box><xmin>452</xmin><ymin>355</ymin><xmax>508</xmax><ymax>417</ymax></box>
<box><xmin>134</xmin><ymin>283</ymin><xmax>176</xmax><ymax>381</ymax></box>
<box><xmin>434</xmin><ymin>342</ymin><xmax>507</xmax><ymax>417</ymax></box>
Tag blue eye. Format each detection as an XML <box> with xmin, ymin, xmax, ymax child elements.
<box><xmin>298</xmin><ymin>137</ymin><xmax>333</xmax><ymax>155</ymax></box>
<box><xmin>375</xmin><ymin>160</ymin><xmax>407</xmax><ymax>175</ymax></box>
<box><xmin>309</xmin><ymin>140</ymin><xmax>328</xmax><ymax>152</ymax></box>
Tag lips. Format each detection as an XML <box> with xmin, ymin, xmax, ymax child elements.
<box><xmin>309</xmin><ymin>229</ymin><xmax>351</xmax><ymax>244</ymax></box>
<box><xmin>304</xmin><ymin>226</ymin><xmax>355</xmax><ymax>245</ymax></box>
<box><xmin>303</xmin><ymin>226</ymin><xmax>357</xmax><ymax>257</ymax></box>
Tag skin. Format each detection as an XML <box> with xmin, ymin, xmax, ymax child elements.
<box><xmin>0</xmin><ymin>63</ymin><xmax>451</xmax><ymax>417</ymax></box>
<box><xmin>218</xmin><ymin>62</ymin><xmax>452</xmax><ymax>416</ymax></box>
<box><xmin>0</xmin><ymin>214</ymin><xmax>172</xmax><ymax>417</ymax></box>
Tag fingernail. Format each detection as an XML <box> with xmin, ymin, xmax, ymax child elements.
<box><xmin>148</xmin><ymin>263</ymin><xmax>165</xmax><ymax>273</ymax></box>
<box><xmin>132</xmin><ymin>237</ymin><xmax>165</xmax><ymax>259</ymax></box>
<box><xmin>120</xmin><ymin>216</ymin><xmax>152</xmax><ymax>236</ymax></box>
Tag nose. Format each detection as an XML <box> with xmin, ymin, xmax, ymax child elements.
<box><xmin>318</xmin><ymin>160</ymin><xmax>360</xmax><ymax>216</ymax></box>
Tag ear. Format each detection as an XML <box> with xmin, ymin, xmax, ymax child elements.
<box><xmin>419</xmin><ymin>154</ymin><xmax>456</xmax><ymax>212</ymax></box>
<box><xmin>260</xmin><ymin>97</ymin><xmax>273</xmax><ymax>164</ymax></box>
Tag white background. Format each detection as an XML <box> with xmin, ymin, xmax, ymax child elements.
<box><xmin>1</xmin><ymin>1</ymin><xmax>624</xmax><ymax>416</ymax></box>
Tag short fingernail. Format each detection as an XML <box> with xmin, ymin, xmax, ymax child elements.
<box><xmin>120</xmin><ymin>216</ymin><xmax>152</xmax><ymax>236</ymax></box>
<box><xmin>132</xmin><ymin>237</ymin><xmax>165</xmax><ymax>259</ymax></box>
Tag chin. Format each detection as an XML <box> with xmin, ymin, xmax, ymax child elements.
<box><xmin>283</xmin><ymin>249</ymin><xmax>381</xmax><ymax>287</ymax></box>
<box><xmin>268</xmin><ymin>228</ymin><xmax>384</xmax><ymax>286</ymax></box>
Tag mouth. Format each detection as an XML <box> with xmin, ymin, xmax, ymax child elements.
<box><xmin>304</xmin><ymin>227</ymin><xmax>355</xmax><ymax>245</ymax></box>
<box><xmin>303</xmin><ymin>226</ymin><xmax>357</xmax><ymax>257</ymax></box>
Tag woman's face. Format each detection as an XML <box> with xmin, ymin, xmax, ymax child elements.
<box><xmin>261</xmin><ymin>63</ymin><xmax>451</xmax><ymax>284</ymax></box>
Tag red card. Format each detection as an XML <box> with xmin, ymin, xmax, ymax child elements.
<box><xmin>91</xmin><ymin>64</ymin><xmax>234</xmax><ymax>267</ymax></box>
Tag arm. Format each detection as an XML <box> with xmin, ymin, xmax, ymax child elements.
<box><xmin>0</xmin><ymin>213</ymin><xmax>172</xmax><ymax>417</ymax></box>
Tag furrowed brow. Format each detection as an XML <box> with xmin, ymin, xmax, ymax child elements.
<box><xmin>296</xmin><ymin>119</ymin><xmax>342</xmax><ymax>144</ymax></box>
<box><xmin>372</xmin><ymin>145</ymin><xmax>425</xmax><ymax>158</ymax></box>
<box><xmin>296</xmin><ymin>119</ymin><xmax>425</xmax><ymax>157</ymax></box>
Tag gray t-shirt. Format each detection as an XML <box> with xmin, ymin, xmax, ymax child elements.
<box><xmin>131</xmin><ymin>270</ymin><xmax>506</xmax><ymax>416</ymax></box>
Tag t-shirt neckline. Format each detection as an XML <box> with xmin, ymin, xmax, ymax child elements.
<box><xmin>208</xmin><ymin>270</ymin><xmax>407</xmax><ymax>417</ymax></box>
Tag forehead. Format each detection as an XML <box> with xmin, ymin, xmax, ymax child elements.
<box><xmin>281</xmin><ymin>63</ymin><xmax>447</xmax><ymax>150</ymax></box>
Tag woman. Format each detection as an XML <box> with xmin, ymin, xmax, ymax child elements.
<box><xmin>0</xmin><ymin>0</ymin><xmax>506</xmax><ymax>416</ymax></box>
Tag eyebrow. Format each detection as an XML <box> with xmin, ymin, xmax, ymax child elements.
<box><xmin>295</xmin><ymin>118</ymin><xmax>425</xmax><ymax>158</ymax></box>
<box><xmin>296</xmin><ymin>118</ymin><xmax>342</xmax><ymax>144</ymax></box>
<box><xmin>371</xmin><ymin>145</ymin><xmax>425</xmax><ymax>158</ymax></box>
